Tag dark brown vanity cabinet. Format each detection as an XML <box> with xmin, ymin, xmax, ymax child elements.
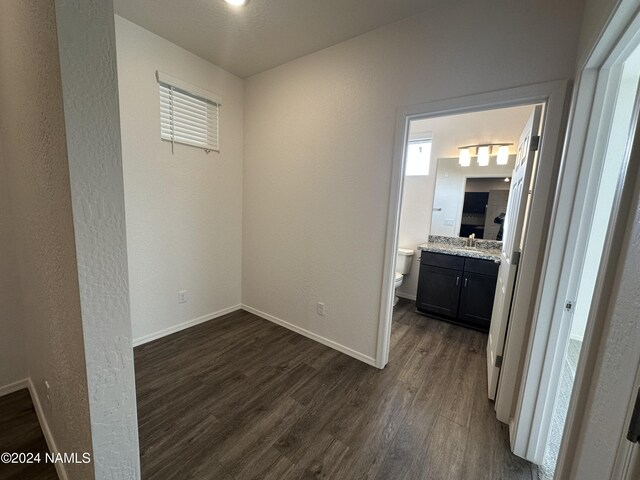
<box><xmin>416</xmin><ymin>251</ymin><xmax>499</xmax><ymax>331</ymax></box>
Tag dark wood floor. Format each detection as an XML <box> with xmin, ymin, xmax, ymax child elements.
<box><xmin>134</xmin><ymin>299</ymin><xmax>536</xmax><ymax>480</ymax></box>
<box><xmin>0</xmin><ymin>389</ymin><xmax>58</xmax><ymax>480</ymax></box>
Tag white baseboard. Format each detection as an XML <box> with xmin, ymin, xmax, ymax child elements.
<box><xmin>133</xmin><ymin>304</ymin><xmax>242</xmax><ymax>347</ymax></box>
<box><xmin>241</xmin><ymin>304</ymin><xmax>377</xmax><ymax>367</ymax></box>
<box><xmin>27</xmin><ymin>378</ymin><xmax>68</xmax><ymax>480</ymax></box>
<box><xmin>0</xmin><ymin>378</ymin><xmax>67</xmax><ymax>480</ymax></box>
<box><xmin>0</xmin><ymin>378</ymin><xmax>30</xmax><ymax>397</ymax></box>
<box><xmin>396</xmin><ymin>292</ymin><xmax>416</xmax><ymax>301</ymax></box>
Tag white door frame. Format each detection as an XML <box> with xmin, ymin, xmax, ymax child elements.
<box><xmin>511</xmin><ymin>65</ymin><xmax>640</xmax><ymax>462</ymax></box>
<box><xmin>516</xmin><ymin>0</ymin><xmax>640</xmax><ymax>477</ymax></box>
<box><xmin>376</xmin><ymin>80</ymin><xmax>570</xmax><ymax>370</ymax></box>
<box><xmin>557</xmin><ymin>80</ymin><xmax>640</xmax><ymax>479</ymax></box>
<box><xmin>509</xmin><ymin>0</ymin><xmax>640</xmax><ymax>466</ymax></box>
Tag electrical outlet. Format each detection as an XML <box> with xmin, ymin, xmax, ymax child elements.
<box><xmin>178</xmin><ymin>290</ymin><xmax>188</xmax><ymax>304</ymax></box>
<box><xmin>44</xmin><ymin>380</ymin><xmax>51</xmax><ymax>408</ymax></box>
<box><xmin>316</xmin><ymin>302</ymin><xmax>325</xmax><ymax>316</ymax></box>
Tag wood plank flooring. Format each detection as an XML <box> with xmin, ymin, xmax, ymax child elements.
<box><xmin>0</xmin><ymin>389</ymin><xmax>58</xmax><ymax>480</ymax></box>
<box><xmin>134</xmin><ymin>299</ymin><xmax>536</xmax><ymax>479</ymax></box>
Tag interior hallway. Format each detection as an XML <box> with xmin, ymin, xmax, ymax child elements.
<box><xmin>134</xmin><ymin>299</ymin><xmax>536</xmax><ymax>479</ymax></box>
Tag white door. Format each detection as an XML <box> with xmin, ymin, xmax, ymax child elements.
<box><xmin>487</xmin><ymin>105</ymin><xmax>542</xmax><ymax>400</ymax></box>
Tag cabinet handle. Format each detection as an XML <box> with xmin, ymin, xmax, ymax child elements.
<box><xmin>456</xmin><ymin>276</ymin><xmax>460</xmax><ymax>286</ymax></box>
<box><xmin>464</xmin><ymin>278</ymin><xmax>468</xmax><ymax>288</ymax></box>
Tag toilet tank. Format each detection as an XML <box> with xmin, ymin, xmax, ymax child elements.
<box><xmin>396</xmin><ymin>248</ymin><xmax>414</xmax><ymax>274</ymax></box>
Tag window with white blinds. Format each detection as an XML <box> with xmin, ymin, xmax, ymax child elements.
<box><xmin>157</xmin><ymin>71</ymin><xmax>221</xmax><ymax>153</ymax></box>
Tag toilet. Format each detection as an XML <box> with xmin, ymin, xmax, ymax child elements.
<box><xmin>394</xmin><ymin>248</ymin><xmax>414</xmax><ymax>306</ymax></box>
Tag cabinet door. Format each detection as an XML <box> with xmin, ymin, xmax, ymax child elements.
<box><xmin>416</xmin><ymin>264</ymin><xmax>462</xmax><ymax>318</ymax></box>
<box><xmin>458</xmin><ymin>272</ymin><xmax>498</xmax><ymax>330</ymax></box>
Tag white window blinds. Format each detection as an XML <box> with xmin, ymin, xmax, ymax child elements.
<box><xmin>157</xmin><ymin>71</ymin><xmax>221</xmax><ymax>153</ymax></box>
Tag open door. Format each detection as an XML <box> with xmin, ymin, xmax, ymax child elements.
<box><xmin>487</xmin><ymin>105</ymin><xmax>542</xmax><ymax>400</ymax></box>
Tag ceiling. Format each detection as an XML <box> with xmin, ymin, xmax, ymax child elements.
<box><xmin>113</xmin><ymin>0</ymin><xmax>439</xmax><ymax>78</ymax></box>
<box><xmin>409</xmin><ymin>105</ymin><xmax>537</xmax><ymax>159</ymax></box>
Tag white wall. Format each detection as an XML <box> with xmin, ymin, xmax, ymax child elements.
<box><xmin>243</xmin><ymin>0</ymin><xmax>584</xmax><ymax>362</ymax></box>
<box><xmin>115</xmin><ymin>16</ymin><xmax>244</xmax><ymax>342</ymax></box>
<box><xmin>55</xmin><ymin>0</ymin><xmax>140</xmax><ymax>477</ymax></box>
<box><xmin>396</xmin><ymin>174</ymin><xmax>433</xmax><ymax>300</ymax></box>
<box><xmin>465</xmin><ymin>178</ymin><xmax>512</xmax><ymax>192</ymax></box>
<box><xmin>0</xmin><ymin>1</ymin><xmax>94</xmax><ymax>479</ymax></box>
<box><xmin>396</xmin><ymin>105</ymin><xmax>533</xmax><ymax>299</ymax></box>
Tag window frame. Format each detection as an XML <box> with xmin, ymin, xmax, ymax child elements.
<box><xmin>404</xmin><ymin>137</ymin><xmax>432</xmax><ymax>176</ymax></box>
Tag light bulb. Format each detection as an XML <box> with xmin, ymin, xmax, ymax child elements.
<box><xmin>497</xmin><ymin>145</ymin><xmax>509</xmax><ymax>165</ymax></box>
<box><xmin>477</xmin><ymin>146</ymin><xmax>490</xmax><ymax>166</ymax></box>
<box><xmin>459</xmin><ymin>148</ymin><xmax>471</xmax><ymax>167</ymax></box>
<box><xmin>225</xmin><ymin>0</ymin><xmax>248</xmax><ymax>6</ymax></box>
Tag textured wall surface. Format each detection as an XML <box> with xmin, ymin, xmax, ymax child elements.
<box><xmin>0</xmin><ymin>136</ymin><xmax>26</xmax><ymax>388</ymax></box>
<box><xmin>243</xmin><ymin>0</ymin><xmax>585</xmax><ymax>361</ymax></box>
<box><xmin>55</xmin><ymin>0</ymin><xmax>140</xmax><ymax>478</ymax></box>
<box><xmin>0</xmin><ymin>1</ymin><xmax>94</xmax><ymax>479</ymax></box>
<box><xmin>115</xmin><ymin>16</ymin><xmax>244</xmax><ymax>343</ymax></box>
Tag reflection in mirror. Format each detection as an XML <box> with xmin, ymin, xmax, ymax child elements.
<box><xmin>460</xmin><ymin>178</ymin><xmax>510</xmax><ymax>239</ymax></box>
<box><xmin>431</xmin><ymin>156</ymin><xmax>515</xmax><ymax>240</ymax></box>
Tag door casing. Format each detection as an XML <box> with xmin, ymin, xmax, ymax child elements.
<box><xmin>377</xmin><ymin>81</ymin><xmax>571</xmax><ymax>447</ymax></box>
<box><xmin>548</xmin><ymin>1</ymin><xmax>640</xmax><ymax>477</ymax></box>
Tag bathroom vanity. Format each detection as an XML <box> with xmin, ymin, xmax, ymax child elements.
<box><xmin>416</xmin><ymin>237</ymin><xmax>500</xmax><ymax>332</ymax></box>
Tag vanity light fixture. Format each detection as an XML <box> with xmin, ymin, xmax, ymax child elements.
<box><xmin>458</xmin><ymin>147</ymin><xmax>471</xmax><ymax>167</ymax></box>
<box><xmin>224</xmin><ymin>0</ymin><xmax>248</xmax><ymax>6</ymax></box>
<box><xmin>457</xmin><ymin>143</ymin><xmax>514</xmax><ymax>167</ymax></box>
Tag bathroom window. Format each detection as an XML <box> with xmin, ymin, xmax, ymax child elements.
<box><xmin>405</xmin><ymin>139</ymin><xmax>431</xmax><ymax>176</ymax></box>
<box><xmin>157</xmin><ymin>71</ymin><xmax>221</xmax><ymax>153</ymax></box>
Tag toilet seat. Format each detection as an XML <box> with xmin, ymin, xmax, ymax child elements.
<box><xmin>394</xmin><ymin>271</ymin><xmax>403</xmax><ymax>287</ymax></box>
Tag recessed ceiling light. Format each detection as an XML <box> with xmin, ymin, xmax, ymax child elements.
<box><xmin>225</xmin><ymin>0</ymin><xmax>248</xmax><ymax>6</ymax></box>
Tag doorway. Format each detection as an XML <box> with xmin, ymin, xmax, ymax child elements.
<box><xmin>377</xmin><ymin>86</ymin><xmax>570</xmax><ymax>464</ymax></box>
<box><xmin>378</xmin><ymin>83</ymin><xmax>569</xmax><ymax>378</ymax></box>
<box><xmin>541</xmin><ymin>61</ymin><xmax>640</xmax><ymax>478</ymax></box>
<box><xmin>393</xmin><ymin>106</ymin><xmax>536</xmax><ymax>305</ymax></box>
<box><xmin>512</xmin><ymin>14</ymin><xmax>640</xmax><ymax>478</ymax></box>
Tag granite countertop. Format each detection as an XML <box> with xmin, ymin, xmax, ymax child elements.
<box><xmin>417</xmin><ymin>235</ymin><xmax>502</xmax><ymax>263</ymax></box>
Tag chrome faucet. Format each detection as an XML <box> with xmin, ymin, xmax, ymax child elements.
<box><xmin>467</xmin><ymin>233</ymin><xmax>476</xmax><ymax>248</ymax></box>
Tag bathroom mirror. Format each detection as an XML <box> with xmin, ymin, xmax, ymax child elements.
<box><xmin>430</xmin><ymin>156</ymin><xmax>515</xmax><ymax>240</ymax></box>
